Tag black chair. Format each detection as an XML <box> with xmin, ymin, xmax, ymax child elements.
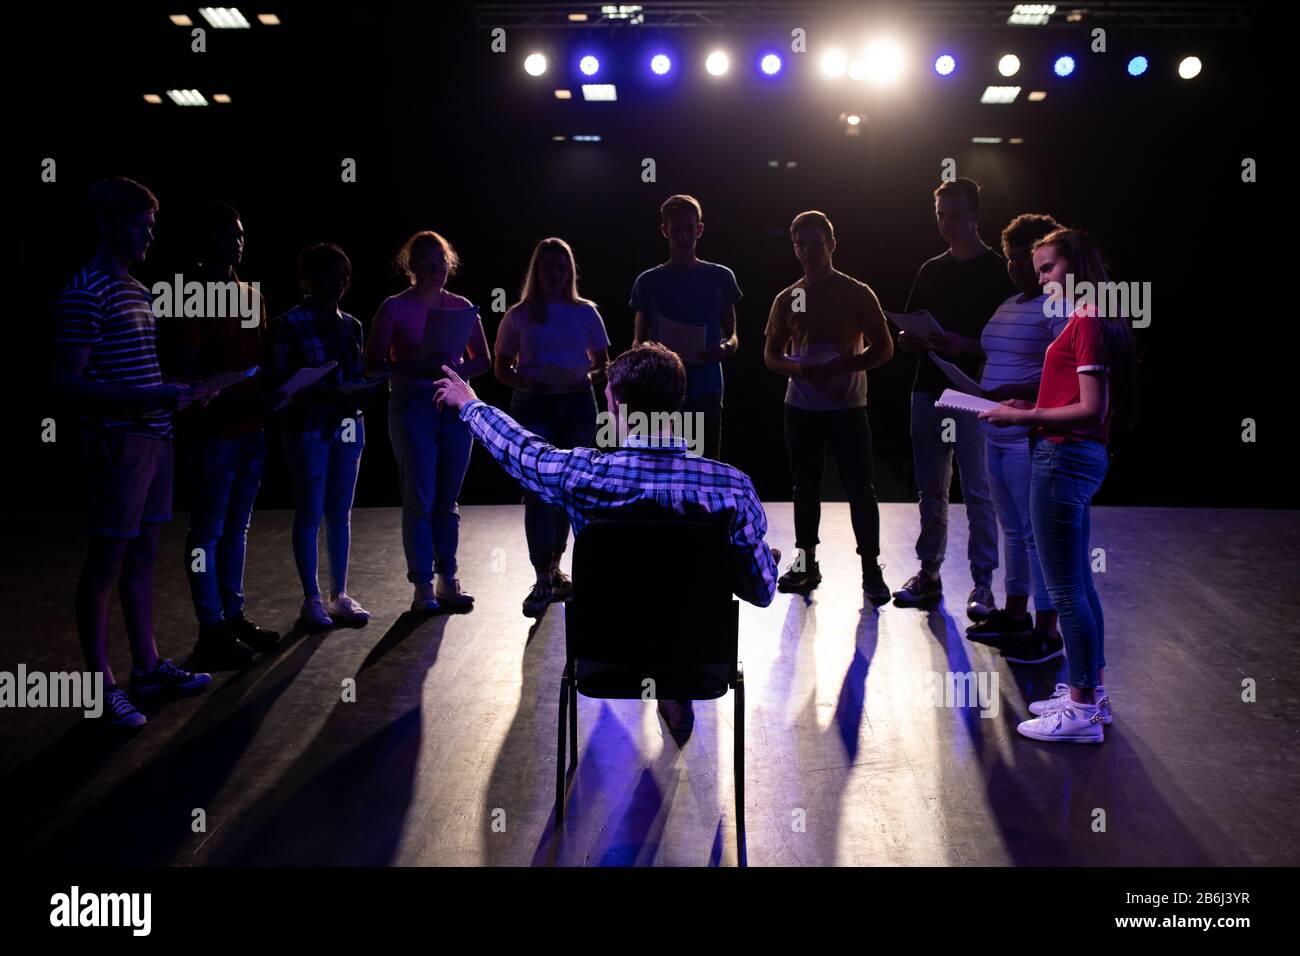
<box><xmin>556</xmin><ymin>514</ymin><xmax>746</xmax><ymax>862</ymax></box>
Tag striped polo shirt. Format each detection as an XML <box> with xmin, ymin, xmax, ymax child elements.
<box><xmin>55</xmin><ymin>266</ymin><xmax>172</xmax><ymax>439</ymax></box>
<box><xmin>978</xmin><ymin>292</ymin><xmax>1069</xmax><ymax>446</ymax></box>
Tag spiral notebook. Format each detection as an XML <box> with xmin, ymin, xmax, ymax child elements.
<box><xmin>934</xmin><ymin>388</ymin><xmax>999</xmax><ymax>415</ymax></box>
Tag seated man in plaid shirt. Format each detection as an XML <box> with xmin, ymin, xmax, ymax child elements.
<box><xmin>433</xmin><ymin>342</ymin><xmax>779</xmax><ymax>731</ymax></box>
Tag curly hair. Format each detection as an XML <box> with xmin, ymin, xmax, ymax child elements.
<box><xmin>607</xmin><ymin>342</ymin><xmax>687</xmax><ymax>416</ymax></box>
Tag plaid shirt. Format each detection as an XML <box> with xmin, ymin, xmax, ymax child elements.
<box><xmin>460</xmin><ymin>398</ymin><xmax>778</xmax><ymax>607</ymax></box>
<box><xmin>270</xmin><ymin>301</ymin><xmax>366</xmax><ymax>439</ymax></box>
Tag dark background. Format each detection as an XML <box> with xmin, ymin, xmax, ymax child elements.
<box><xmin>17</xmin><ymin>0</ymin><xmax>1281</xmax><ymax>514</ymax></box>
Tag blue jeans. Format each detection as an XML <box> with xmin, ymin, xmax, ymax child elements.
<box><xmin>910</xmin><ymin>391</ymin><xmax>999</xmax><ymax>586</ymax></box>
<box><xmin>509</xmin><ymin>388</ymin><xmax>598</xmax><ymax>567</ymax></box>
<box><xmin>185</xmin><ymin>430</ymin><xmax>267</xmax><ymax>624</ymax></box>
<box><xmin>389</xmin><ymin>383</ymin><xmax>473</xmax><ymax>584</ymax></box>
<box><xmin>282</xmin><ymin>419</ymin><xmax>365</xmax><ymax>598</ymax></box>
<box><xmin>985</xmin><ymin>439</ymin><xmax>1053</xmax><ymax>612</ymax></box>
<box><xmin>1029</xmin><ymin>438</ymin><xmax>1109</xmax><ymax>689</ymax></box>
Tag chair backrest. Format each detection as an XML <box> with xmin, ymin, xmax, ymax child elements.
<box><xmin>565</xmin><ymin>513</ymin><xmax>739</xmax><ymax>671</ymax></box>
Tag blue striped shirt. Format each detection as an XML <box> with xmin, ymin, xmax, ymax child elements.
<box><xmin>979</xmin><ymin>293</ymin><xmax>1069</xmax><ymax>445</ymax></box>
<box><xmin>459</xmin><ymin>398</ymin><xmax>778</xmax><ymax>607</ymax></box>
<box><xmin>54</xmin><ymin>266</ymin><xmax>171</xmax><ymax>439</ymax></box>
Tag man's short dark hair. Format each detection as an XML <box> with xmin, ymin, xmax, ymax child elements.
<box><xmin>660</xmin><ymin>194</ymin><xmax>703</xmax><ymax>225</ymax></box>
<box><xmin>87</xmin><ymin>176</ymin><xmax>158</xmax><ymax>229</ymax></box>
<box><xmin>607</xmin><ymin>342</ymin><xmax>687</xmax><ymax>415</ymax></box>
<box><xmin>297</xmin><ymin>242</ymin><xmax>352</xmax><ymax>288</ymax></box>
<box><xmin>934</xmin><ymin>177</ymin><xmax>981</xmax><ymax>214</ymax></box>
<box><xmin>1001</xmin><ymin>213</ymin><xmax>1061</xmax><ymax>257</ymax></box>
<box><xmin>790</xmin><ymin>209</ymin><xmax>835</xmax><ymax>242</ymax></box>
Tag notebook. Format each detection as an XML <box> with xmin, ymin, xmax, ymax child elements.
<box><xmin>195</xmin><ymin>365</ymin><xmax>259</xmax><ymax>396</ymax></box>
<box><xmin>655</xmin><ymin>315</ymin><xmax>707</xmax><ymax>361</ymax></box>
<box><xmin>934</xmin><ymin>388</ymin><xmax>1000</xmax><ymax>415</ymax></box>
<box><xmin>273</xmin><ymin>361</ymin><xmax>338</xmax><ymax>411</ymax></box>
<box><xmin>421</xmin><ymin>306</ymin><xmax>480</xmax><ymax>358</ymax></box>
<box><xmin>885</xmin><ymin>309</ymin><xmax>945</xmax><ymax>342</ymax></box>
<box><xmin>929</xmin><ymin>354</ymin><xmax>985</xmax><ymax>395</ymax></box>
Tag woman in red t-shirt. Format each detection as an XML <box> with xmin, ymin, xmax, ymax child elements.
<box><xmin>980</xmin><ymin>229</ymin><xmax>1137</xmax><ymax>744</ymax></box>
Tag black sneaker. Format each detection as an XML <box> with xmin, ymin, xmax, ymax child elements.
<box><xmin>130</xmin><ymin>658</ymin><xmax>213</xmax><ymax>698</ymax></box>
<box><xmin>862</xmin><ymin>562</ymin><xmax>891</xmax><ymax>607</ymax></box>
<box><xmin>105</xmin><ymin>686</ymin><xmax>147</xmax><ymax>728</ymax></box>
<box><xmin>1002</xmin><ymin>630</ymin><xmax>1066</xmax><ymax>665</ymax></box>
<box><xmin>193</xmin><ymin>621</ymin><xmax>257</xmax><ymax>670</ymax></box>
<box><xmin>522</xmin><ymin>581</ymin><xmax>552</xmax><ymax>618</ymax></box>
<box><xmin>226</xmin><ymin>614</ymin><xmax>280</xmax><ymax>652</ymax></box>
<box><xmin>777</xmin><ymin>559</ymin><xmax>822</xmax><ymax>593</ymax></box>
<box><xmin>550</xmin><ymin>569</ymin><xmax>574</xmax><ymax>602</ymax></box>
<box><xmin>892</xmin><ymin>570</ymin><xmax>942</xmax><ymax>606</ymax></box>
<box><xmin>965</xmin><ymin>608</ymin><xmax>1034</xmax><ymax>647</ymax></box>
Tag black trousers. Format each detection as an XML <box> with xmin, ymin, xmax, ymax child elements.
<box><xmin>784</xmin><ymin>404</ymin><xmax>881</xmax><ymax>559</ymax></box>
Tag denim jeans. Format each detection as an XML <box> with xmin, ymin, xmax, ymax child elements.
<box><xmin>910</xmin><ymin>391</ymin><xmax>998</xmax><ymax>586</ymax></box>
<box><xmin>184</xmin><ymin>430</ymin><xmax>267</xmax><ymax>624</ymax></box>
<box><xmin>389</xmin><ymin>383</ymin><xmax>473</xmax><ymax>584</ymax></box>
<box><xmin>509</xmin><ymin>388</ymin><xmax>598</xmax><ymax>566</ymax></box>
<box><xmin>985</xmin><ymin>439</ymin><xmax>1053</xmax><ymax>612</ymax></box>
<box><xmin>784</xmin><ymin>404</ymin><xmax>881</xmax><ymax>558</ymax></box>
<box><xmin>1029</xmin><ymin>438</ymin><xmax>1109</xmax><ymax>689</ymax></box>
<box><xmin>282</xmin><ymin>418</ymin><xmax>365</xmax><ymax>598</ymax></box>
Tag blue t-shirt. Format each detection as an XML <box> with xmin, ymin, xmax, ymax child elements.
<box><xmin>629</xmin><ymin>260</ymin><xmax>742</xmax><ymax>402</ymax></box>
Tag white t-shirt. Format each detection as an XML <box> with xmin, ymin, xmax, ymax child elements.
<box><xmin>979</xmin><ymin>293</ymin><xmax>1069</xmax><ymax>445</ymax></box>
<box><xmin>495</xmin><ymin>301</ymin><xmax>610</xmax><ymax>391</ymax></box>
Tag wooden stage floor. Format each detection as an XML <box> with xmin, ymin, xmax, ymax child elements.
<box><xmin>2</xmin><ymin>504</ymin><xmax>1297</xmax><ymax>866</ymax></box>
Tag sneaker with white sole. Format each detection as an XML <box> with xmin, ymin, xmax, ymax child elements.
<box><xmin>1017</xmin><ymin>703</ymin><xmax>1105</xmax><ymax>743</ymax></box>
<box><xmin>327</xmin><ymin>592</ymin><xmax>370</xmax><ymax>625</ymax></box>
<box><xmin>411</xmin><ymin>581</ymin><xmax>441</xmax><ymax>613</ymax></box>
<box><xmin>301</xmin><ymin>595</ymin><xmax>334</xmax><ymax>631</ymax></box>
<box><xmin>1029</xmin><ymin>683</ymin><xmax>1112</xmax><ymax>724</ymax></box>
<box><xmin>436</xmin><ymin>577</ymin><xmax>475</xmax><ymax>613</ymax></box>
<box><xmin>105</xmin><ymin>686</ymin><xmax>147</xmax><ymax>728</ymax></box>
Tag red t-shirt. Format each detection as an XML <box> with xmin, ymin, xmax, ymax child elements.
<box><xmin>1033</xmin><ymin>309</ymin><xmax>1111</xmax><ymax>444</ymax></box>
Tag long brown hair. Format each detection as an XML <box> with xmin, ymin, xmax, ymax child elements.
<box><xmin>515</xmin><ymin>237</ymin><xmax>586</xmax><ymax>325</ymax></box>
<box><xmin>1034</xmin><ymin>228</ymin><xmax>1139</xmax><ymax>430</ymax></box>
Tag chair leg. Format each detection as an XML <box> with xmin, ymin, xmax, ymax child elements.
<box><xmin>556</xmin><ymin>669</ymin><xmax>569</xmax><ymax>823</ymax></box>
<box><xmin>568</xmin><ymin>668</ymin><xmax>578</xmax><ymax>771</ymax></box>
<box><xmin>734</xmin><ymin>662</ymin><xmax>746</xmax><ymax>867</ymax></box>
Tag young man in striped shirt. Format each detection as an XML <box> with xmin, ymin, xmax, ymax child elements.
<box><xmin>54</xmin><ymin>177</ymin><xmax>213</xmax><ymax>729</ymax></box>
<box><xmin>432</xmin><ymin>342</ymin><xmax>780</xmax><ymax>733</ymax></box>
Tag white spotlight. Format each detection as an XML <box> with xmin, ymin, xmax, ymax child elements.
<box><xmin>820</xmin><ymin>48</ymin><xmax>847</xmax><ymax>78</ymax></box>
<box><xmin>524</xmin><ymin>53</ymin><xmax>548</xmax><ymax>77</ymax></box>
<box><xmin>1178</xmin><ymin>56</ymin><xmax>1202</xmax><ymax>79</ymax></box>
<box><xmin>998</xmin><ymin>54</ymin><xmax>1021</xmax><ymax>77</ymax></box>
<box><xmin>705</xmin><ymin>50</ymin><xmax>730</xmax><ymax>76</ymax></box>
<box><xmin>863</xmin><ymin>38</ymin><xmax>904</xmax><ymax>86</ymax></box>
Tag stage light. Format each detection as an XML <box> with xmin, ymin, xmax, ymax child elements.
<box><xmin>820</xmin><ymin>49</ymin><xmax>847</xmax><ymax>78</ymax></box>
<box><xmin>1127</xmin><ymin>55</ymin><xmax>1149</xmax><ymax>76</ymax></box>
<box><xmin>257</xmin><ymin>13</ymin><xmax>280</xmax><ymax>25</ymax></box>
<box><xmin>579</xmin><ymin>55</ymin><xmax>600</xmax><ymax>77</ymax></box>
<box><xmin>169</xmin><ymin>14</ymin><xmax>193</xmax><ymax>26</ymax></box>
<box><xmin>1009</xmin><ymin>137</ymin><xmax>1025</xmax><ymax>144</ymax></box>
<box><xmin>1054</xmin><ymin>55</ymin><xmax>1075</xmax><ymax>77</ymax></box>
<box><xmin>552</xmin><ymin>135</ymin><xmax>566</xmax><ymax>141</ymax></box>
<box><xmin>166</xmin><ymin>89</ymin><xmax>208</xmax><ymax>106</ymax></box>
<box><xmin>198</xmin><ymin>7</ymin><xmax>250</xmax><ymax>28</ymax></box>
<box><xmin>972</xmin><ymin>137</ymin><xmax>1003</xmax><ymax>144</ymax></box>
<box><xmin>142</xmin><ymin>93</ymin><xmax>163</xmax><ymax>104</ymax></box>
<box><xmin>862</xmin><ymin>38</ymin><xmax>904</xmax><ymax>86</ymax></box>
<box><xmin>650</xmin><ymin>53</ymin><xmax>672</xmax><ymax>76</ymax></box>
<box><xmin>568</xmin><ymin>13</ymin><xmax>588</xmax><ymax>21</ymax></box>
<box><xmin>1027</xmin><ymin>90</ymin><xmax>1047</xmax><ymax>101</ymax></box>
<box><xmin>1178</xmin><ymin>56</ymin><xmax>1202</xmax><ymax>79</ymax></box>
<box><xmin>524</xmin><ymin>53</ymin><xmax>547</xmax><ymax>76</ymax></box>
<box><xmin>998</xmin><ymin>54</ymin><xmax>1021</xmax><ymax>77</ymax></box>
<box><xmin>554</xmin><ymin>89</ymin><xmax>572</xmax><ymax>99</ymax></box>
<box><xmin>848</xmin><ymin>59</ymin><xmax>867</xmax><ymax>81</ymax></box>
<box><xmin>573</xmin><ymin>134</ymin><xmax>602</xmax><ymax>142</ymax></box>
<box><xmin>212</xmin><ymin>93</ymin><xmax>232</xmax><ymax>103</ymax></box>
<box><xmin>846</xmin><ymin>114</ymin><xmax>862</xmax><ymax>126</ymax></box>
<box><xmin>581</xmin><ymin>84</ymin><xmax>616</xmax><ymax>101</ymax></box>
<box><xmin>981</xmin><ymin>85</ymin><xmax>1020</xmax><ymax>104</ymax></box>
<box><xmin>934</xmin><ymin>54</ymin><xmax>956</xmax><ymax>76</ymax></box>
<box><xmin>706</xmin><ymin>50</ymin><xmax>730</xmax><ymax>76</ymax></box>
<box><xmin>1008</xmin><ymin>4</ymin><xmax>1056</xmax><ymax>26</ymax></box>
<box><xmin>760</xmin><ymin>52</ymin><xmax>783</xmax><ymax>76</ymax></box>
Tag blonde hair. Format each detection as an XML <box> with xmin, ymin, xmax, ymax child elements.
<box><xmin>395</xmin><ymin>230</ymin><xmax>460</xmax><ymax>284</ymax></box>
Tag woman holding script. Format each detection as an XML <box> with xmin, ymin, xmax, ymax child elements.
<box><xmin>270</xmin><ymin>243</ymin><xmax>376</xmax><ymax>631</ymax></box>
<box><xmin>980</xmin><ymin>228</ymin><xmax>1138</xmax><ymax>744</ymax></box>
<box><xmin>364</xmin><ymin>230</ymin><xmax>490</xmax><ymax>614</ymax></box>
<box><xmin>492</xmin><ymin>237</ymin><xmax>610</xmax><ymax>618</ymax></box>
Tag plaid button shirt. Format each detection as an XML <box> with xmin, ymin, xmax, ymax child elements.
<box><xmin>270</xmin><ymin>301</ymin><xmax>366</xmax><ymax>439</ymax></box>
<box><xmin>459</xmin><ymin>398</ymin><xmax>778</xmax><ymax>607</ymax></box>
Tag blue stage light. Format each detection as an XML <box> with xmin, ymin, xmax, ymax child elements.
<box><xmin>1054</xmin><ymin>55</ymin><xmax>1076</xmax><ymax>77</ymax></box>
<box><xmin>934</xmin><ymin>54</ymin><xmax>956</xmax><ymax>76</ymax></box>
<box><xmin>1127</xmin><ymin>55</ymin><xmax>1149</xmax><ymax>76</ymax></box>
<box><xmin>650</xmin><ymin>53</ymin><xmax>672</xmax><ymax>76</ymax></box>
<box><xmin>579</xmin><ymin>55</ymin><xmax>600</xmax><ymax>77</ymax></box>
<box><xmin>760</xmin><ymin>52</ymin><xmax>783</xmax><ymax>76</ymax></box>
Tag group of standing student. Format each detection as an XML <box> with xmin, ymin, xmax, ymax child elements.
<box><xmin>54</xmin><ymin>175</ymin><xmax>1133</xmax><ymax>745</ymax></box>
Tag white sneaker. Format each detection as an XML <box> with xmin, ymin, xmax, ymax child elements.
<box><xmin>327</xmin><ymin>592</ymin><xmax>370</xmax><ymax>625</ymax></box>
<box><xmin>1017</xmin><ymin>704</ymin><xmax>1105</xmax><ymax>744</ymax></box>
<box><xmin>411</xmin><ymin>582</ymin><xmax>440</xmax><ymax>613</ymax></box>
<box><xmin>301</xmin><ymin>595</ymin><xmax>334</xmax><ymax>631</ymax></box>
<box><xmin>1029</xmin><ymin>683</ymin><xmax>1112</xmax><ymax>724</ymax></box>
